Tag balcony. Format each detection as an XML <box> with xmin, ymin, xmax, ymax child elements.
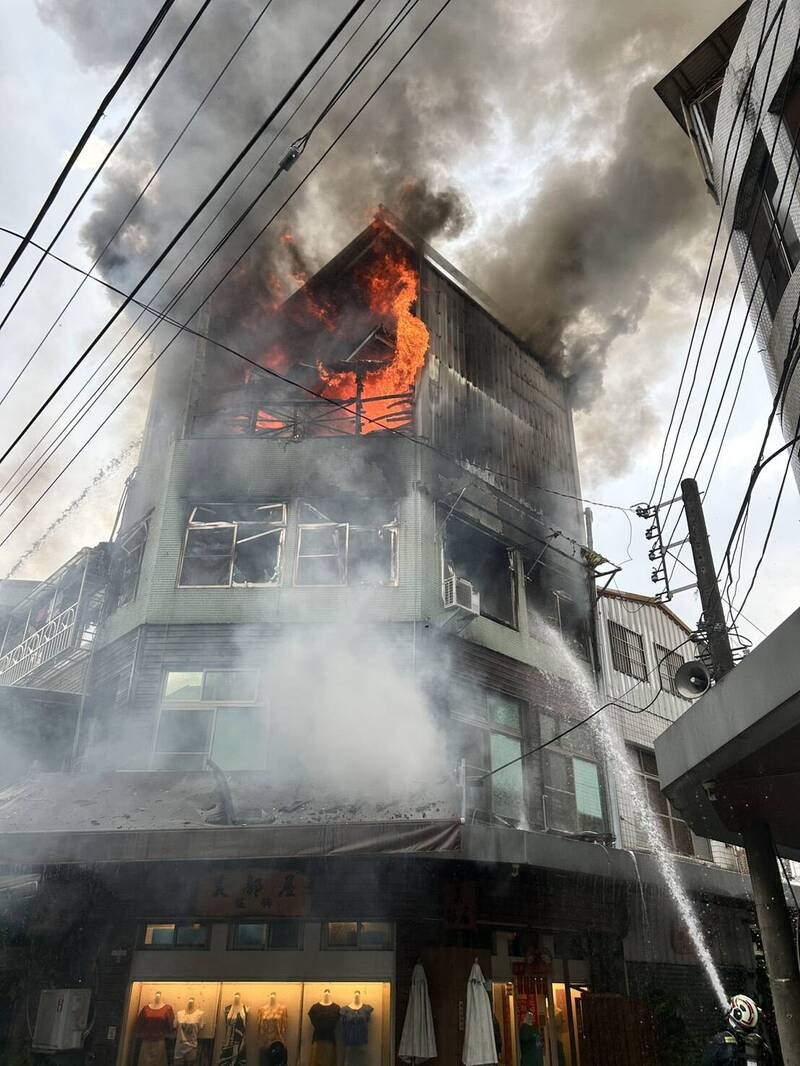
<box><xmin>0</xmin><ymin>546</ymin><xmax>108</xmax><ymax>690</ymax></box>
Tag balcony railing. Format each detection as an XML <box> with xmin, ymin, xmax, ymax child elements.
<box><xmin>0</xmin><ymin>603</ymin><xmax>79</xmax><ymax>686</ymax></box>
<box><xmin>190</xmin><ymin>390</ymin><xmax>414</xmax><ymax>439</ymax></box>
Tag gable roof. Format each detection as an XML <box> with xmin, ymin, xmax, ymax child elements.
<box><xmin>599</xmin><ymin>588</ymin><xmax>694</xmax><ymax>635</ymax></box>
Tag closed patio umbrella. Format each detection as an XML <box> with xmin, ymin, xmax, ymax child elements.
<box><xmin>462</xmin><ymin>961</ymin><xmax>498</xmax><ymax>1066</ymax></box>
<box><xmin>399</xmin><ymin>963</ymin><xmax>437</xmax><ymax>1064</ymax></box>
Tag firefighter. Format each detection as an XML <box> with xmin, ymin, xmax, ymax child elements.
<box><xmin>701</xmin><ymin>994</ymin><xmax>773</xmax><ymax>1064</ymax></box>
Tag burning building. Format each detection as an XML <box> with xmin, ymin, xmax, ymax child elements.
<box><xmin>0</xmin><ymin>212</ymin><xmax>761</xmax><ymax>1064</ymax></box>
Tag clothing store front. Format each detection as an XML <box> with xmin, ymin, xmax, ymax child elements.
<box><xmin>117</xmin><ymin>921</ymin><xmax>393</xmax><ymax>1066</ymax></box>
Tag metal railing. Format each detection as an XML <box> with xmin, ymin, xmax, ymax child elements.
<box><xmin>0</xmin><ymin>603</ymin><xmax>79</xmax><ymax>686</ymax></box>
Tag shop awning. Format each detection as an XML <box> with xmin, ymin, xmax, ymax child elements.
<box><xmin>0</xmin><ymin>771</ymin><xmax>462</xmax><ymax>864</ymax></box>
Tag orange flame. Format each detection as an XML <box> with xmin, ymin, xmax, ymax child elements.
<box><xmin>319</xmin><ymin>241</ymin><xmax>429</xmax><ymax>430</ymax></box>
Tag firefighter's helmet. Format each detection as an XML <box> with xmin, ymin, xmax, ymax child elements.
<box><xmin>728</xmin><ymin>994</ymin><xmax>759</xmax><ymax>1031</ymax></box>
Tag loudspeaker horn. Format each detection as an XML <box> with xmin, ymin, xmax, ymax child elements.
<box><xmin>674</xmin><ymin>660</ymin><xmax>711</xmax><ymax>700</ymax></box>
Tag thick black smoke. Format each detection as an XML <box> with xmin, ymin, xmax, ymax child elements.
<box><xmin>36</xmin><ymin>0</ymin><xmax>736</xmax><ymax>477</ymax></box>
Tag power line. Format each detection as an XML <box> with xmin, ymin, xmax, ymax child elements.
<box><xmin>0</xmin><ymin>0</ymin><xmax>179</xmax><ymax>291</ymax></box>
<box><xmin>0</xmin><ymin>0</ymin><xmax>415</xmax><ymax>521</ymax></box>
<box><xmin>481</xmin><ymin>638</ymin><xmax>695</xmax><ymax>781</ymax></box>
<box><xmin>0</xmin><ymin>223</ymin><xmax>630</xmax><ymax>562</ymax></box>
<box><xmin>0</xmin><ymin>0</ymin><xmax>372</xmax><ymax>468</ymax></box>
<box><xmin>0</xmin><ymin>0</ymin><xmax>225</xmax><ymax>403</ymax></box>
<box><xmin>0</xmin><ymin>0</ymin><xmax>219</xmax><ymax>375</ymax></box>
<box><xmin>659</xmin><ymin>32</ymin><xmax>800</xmax><ymax>534</ymax></box>
<box><xmin>0</xmin><ymin>0</ymin><xmax>388</xmax><ymax>516</ymax></box>
<box><xmin>647</xmin><ymin>0</ymin><xmax>785</xmax><ymax>506</ymax></box>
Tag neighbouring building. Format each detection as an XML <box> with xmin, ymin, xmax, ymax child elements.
<box><xmin>656</xmin><ymin>0</ymin><xmax>800</xmax><ymax>483</ymax></box>
<box><xmin>0</xmin><ymin>213</ymin><xmax>762</xmax><ymax>1065</ymax></box>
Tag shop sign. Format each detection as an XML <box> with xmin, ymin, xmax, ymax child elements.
<box><xmin>443</xmin><ymin>881</ymin><xmax>477</xmax><ymax>929</ymax></box>
<box><xmin>195</xmin><ymin>869</ymin><xmax>310</xmax><ymax>917</ymax></box>
<box><xmin>511</xmin><ymin>950</ymin><xmax>553</xmax><ymax>981</ymax></box>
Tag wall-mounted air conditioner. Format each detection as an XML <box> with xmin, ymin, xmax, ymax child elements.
<box><xmin>32</xmin><ymin>988</ymin><xmax>91</xmax><ymax>1052</ymax></box>
<box><xmin>442</xmin><ymin>574</ymin><xmax>480</xmax><ymax>615</ymax></box>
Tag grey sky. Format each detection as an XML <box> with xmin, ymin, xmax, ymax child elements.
<box><xmin>0</xmin><ymin>0</ymin><xmax>797</xmax><ymax>645</ymax></box>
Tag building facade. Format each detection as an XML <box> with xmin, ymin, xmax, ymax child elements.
<box><xmin>0</xmin><ymin>215</ymin><xmax>760</xmax><ymax>1065</ymax></box>
<box><xmin>656</xmin><ymin>0</ymin><xmax>800</xmax><ymax>482</ymax></box>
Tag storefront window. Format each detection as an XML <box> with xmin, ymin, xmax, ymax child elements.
<box><xmin>322</xmin><ymin>921</ymin><xmax>392</xmax><ymax>950</ymax></box>
<box><xmin>142</xmin><ymin>922</ymin><xmax>210</xmax><ymax>949</ymax></box>
<box><xmin>120</xmin><ymin>980</ymin><xmax>390</xmax><ymax>1066</ymax></box>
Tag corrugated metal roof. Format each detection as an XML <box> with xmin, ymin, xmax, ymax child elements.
<box><xmin>655</xmin><ymin>3</ymin><xmax>750</xmax><ymax>132</ymax></box>
<box><xmin>599</xmin><ymin>588</ymin><xmax>693</xmax><ymax>634</ymax></box>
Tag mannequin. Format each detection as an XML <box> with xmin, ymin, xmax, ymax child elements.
<box><xmin>309</xmin><ymin>990</ymin><xmax>340</xmax><ymax>1066</ymax></box>
<box><xmin>219</xmin><ymin>993</ymin><xmax>247</xmax><ymax>1066</ymax></box>
<box><xmin>134</xmin><ymin>991</ymin><xmax>175</xmax><ymax>1066</ymax></box>
<box><xmin>341</xmin><ymin>990</ymin><xmax>373</xmax><ymax>1066</ymax></box>
<box><xmin>175</xmin><ymin>996</ymin><xmax>205</xmax><ymax>1064</ymax></box>
<box><xmin>258</xmin><ymin>992</ymin><xmax>288</xmax><ymax>1043</ymax></box>
<box><xmin>519</xmin><ymin>1012</ymin><xmax>543</xmax><ymax>1066</ymax></box>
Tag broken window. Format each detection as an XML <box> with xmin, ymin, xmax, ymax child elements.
<box><xmin>607</xmin><ymin>619</ymin><xmax>647</xmax><ymax>680</ymax></box>
<box><xmin>113</xmin><ymin>520</ymin><xmax>148</xmax><ymax>609</ymax></box>
<box><xmin>178</xmin><ymin>503</ymin><xmax>286</xmax><ymax>587</ymax></box>
<box><xmin>540</xmin><ymin>711</ymin><xmax>605</xmax><ymax>835</ymax></box>
<box><xmin>154</xmin><ymin>669</ymin><xmax>266</xmax><ymax>771</ymax></box>
<box><xmin>442</xmin><ymin>513</ymin><xmax>516</xmax><ymax>627</ymax></box>
<box><xmin>295</xmin><ymin>500</ymin><xmax>398</xmax><ymax>586</ymax></box>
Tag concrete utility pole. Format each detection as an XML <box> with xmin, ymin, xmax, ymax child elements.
<box><xmin>681</xmin><ymin>477</ymin><xmax>800</xmax><ymax>1062</ymax></box>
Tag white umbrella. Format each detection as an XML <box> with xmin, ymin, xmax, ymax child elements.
<box><xmin>399</xmin><ymin>963</ymin><xmax>437</xmax><ymax>1064</ymax></box>
<box><xmin>462</xmin><ymin>961</ymin><xmax>498</xmax><ymax>1066</ymax></box>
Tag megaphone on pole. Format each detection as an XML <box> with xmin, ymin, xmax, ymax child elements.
<box><xmin>674</xmin><ymin>660</ymin><xmax>712</xmax><ymax>699</ymax></box>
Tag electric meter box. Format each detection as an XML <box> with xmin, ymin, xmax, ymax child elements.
<box><xmin>32</xmin><ymin>988</ymin><xmax>91</xmax><ymax>1052</ymax></box>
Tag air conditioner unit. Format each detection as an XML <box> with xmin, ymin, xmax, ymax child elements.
<box><xmin>442</xmin><ymin>574</ymin><xmax>480</xmax><ymax>615</ymax></box>
<box><xmin>32</xmin><ymin>988</ymin><xmax>91</xmax><ymax>1052</ymax></box>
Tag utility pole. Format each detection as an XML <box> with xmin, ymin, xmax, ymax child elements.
<box><xmin>681</xmin><ymin>477</ymin><xmax>800</xmax><ymax>1061</ymax></box>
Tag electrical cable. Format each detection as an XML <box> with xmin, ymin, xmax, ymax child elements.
<box><xmin>0</xmin><ymin>0</ymin><xmax>417</xmax><ymax>521</ymax></box>
<box><xmin>481</xmin><ymin>638</ymin><xmax>695</xmax><ymax>780</ymax></box>
<box><xmin>0</xmin><ymin>0</ymin><xmax>218</xmax><ymax>376</ymax></box>
<box><xmin>0</xmin><ymin>0</ymin><xmax>388</xmax><ymax>514</ymax></box>
<box><xmin>0</xmin><ymin>0</ymin><xmax>264</xmax><ymax>414</ymax></box>
<box><xmin>647</xmin><ymin>0</ymin><xmax>785</xmax><ymax>506</ymax></box>
<box><xmin>0</xmin><ymin>229</ymin><xmax>620</xmax><ymax>570</ymax></box>
<box><xmin>659</xmin><ymin>37</ymin><xmax>800</xmax><ymax>538</ymax></box>
<box><xmin>0</xmin><ymin>0</ymin><xmax>372</xmax><ymax>468</ymax></box>
<box><xmin>0</xmin><ymin>0</ymin><xmax>179</xmax><ymax>292</ymax></box>
<box><xmin>654</xmin><ymin>5</ymin><xmax>792</xmax><ymax>534</ymax></box>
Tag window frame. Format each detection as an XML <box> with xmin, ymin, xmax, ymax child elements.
<box><xmin>177</xmin><ymin>503</ymin><xmax>287</xmax><ymax>589</ymax></box>
<box><xmin>140</xmin><ymin>921</ymin><xmax>211</xmax><ymax>950</ymax></box>
<box><xmin>607</xmin><ymin>619</ymin><xmax>648</xmax><ymax>680</ymax></box>
<box><xmin>450</xmin><ymin>686</ymin><xmax>527</xmax><ymax>824</ymax></box>
<box><xmin>628</xmin><ymin>744</ymin><xmax>706</xmax><ymax>859</ymax></box>
<box><xmin>114</xmin><ymin>519</ymin><xmax>149</xmax><ymax>609</ymax></box>
<box><xmin>321</xmin><ymin>921</ymin><xmax>393</xmax><ymax>950</ymax></box>
<box><xmin>540</xmin><ymin>710</ymin><xmax>606</xmax><ymax>836</ymax></box>
<box><xmin>152</xmin><ymin>669</ymin><xmax>265</xmax><ymax>771</ymax></box>
<box><xmin>294</xmin><ymin>500</ymin><xmax>399</xmax><ymax>588</ymax></box>
<box><xmin>229</xmin><ymin>920</ymin><xmax>304</xmax><ymax>952</ymax></box>
<box><xmin>440</xmin><ymin>511</ymin><xmax>517</xmax><ymax>629</ymax></box>
<box><xmin>654</xmin><ymin>642</ymin><xmax>686</xmax><ymax>698</ymax></box>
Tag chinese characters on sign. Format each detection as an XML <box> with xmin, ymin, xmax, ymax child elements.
<box><xmin>195</xmin><ymin>869</ymin><xmax>310</xmax><ymax>916</ymax></box>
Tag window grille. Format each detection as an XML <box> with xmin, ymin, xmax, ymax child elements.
<box><xmin>655</xmin><ymin>643</ymin><xmax>685</xmax><ymax>697</ymax></box>
<box><xmin>607</xmin><ymin>620</ymin><xmax>647</xmax><ymax>679</ymax></box>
